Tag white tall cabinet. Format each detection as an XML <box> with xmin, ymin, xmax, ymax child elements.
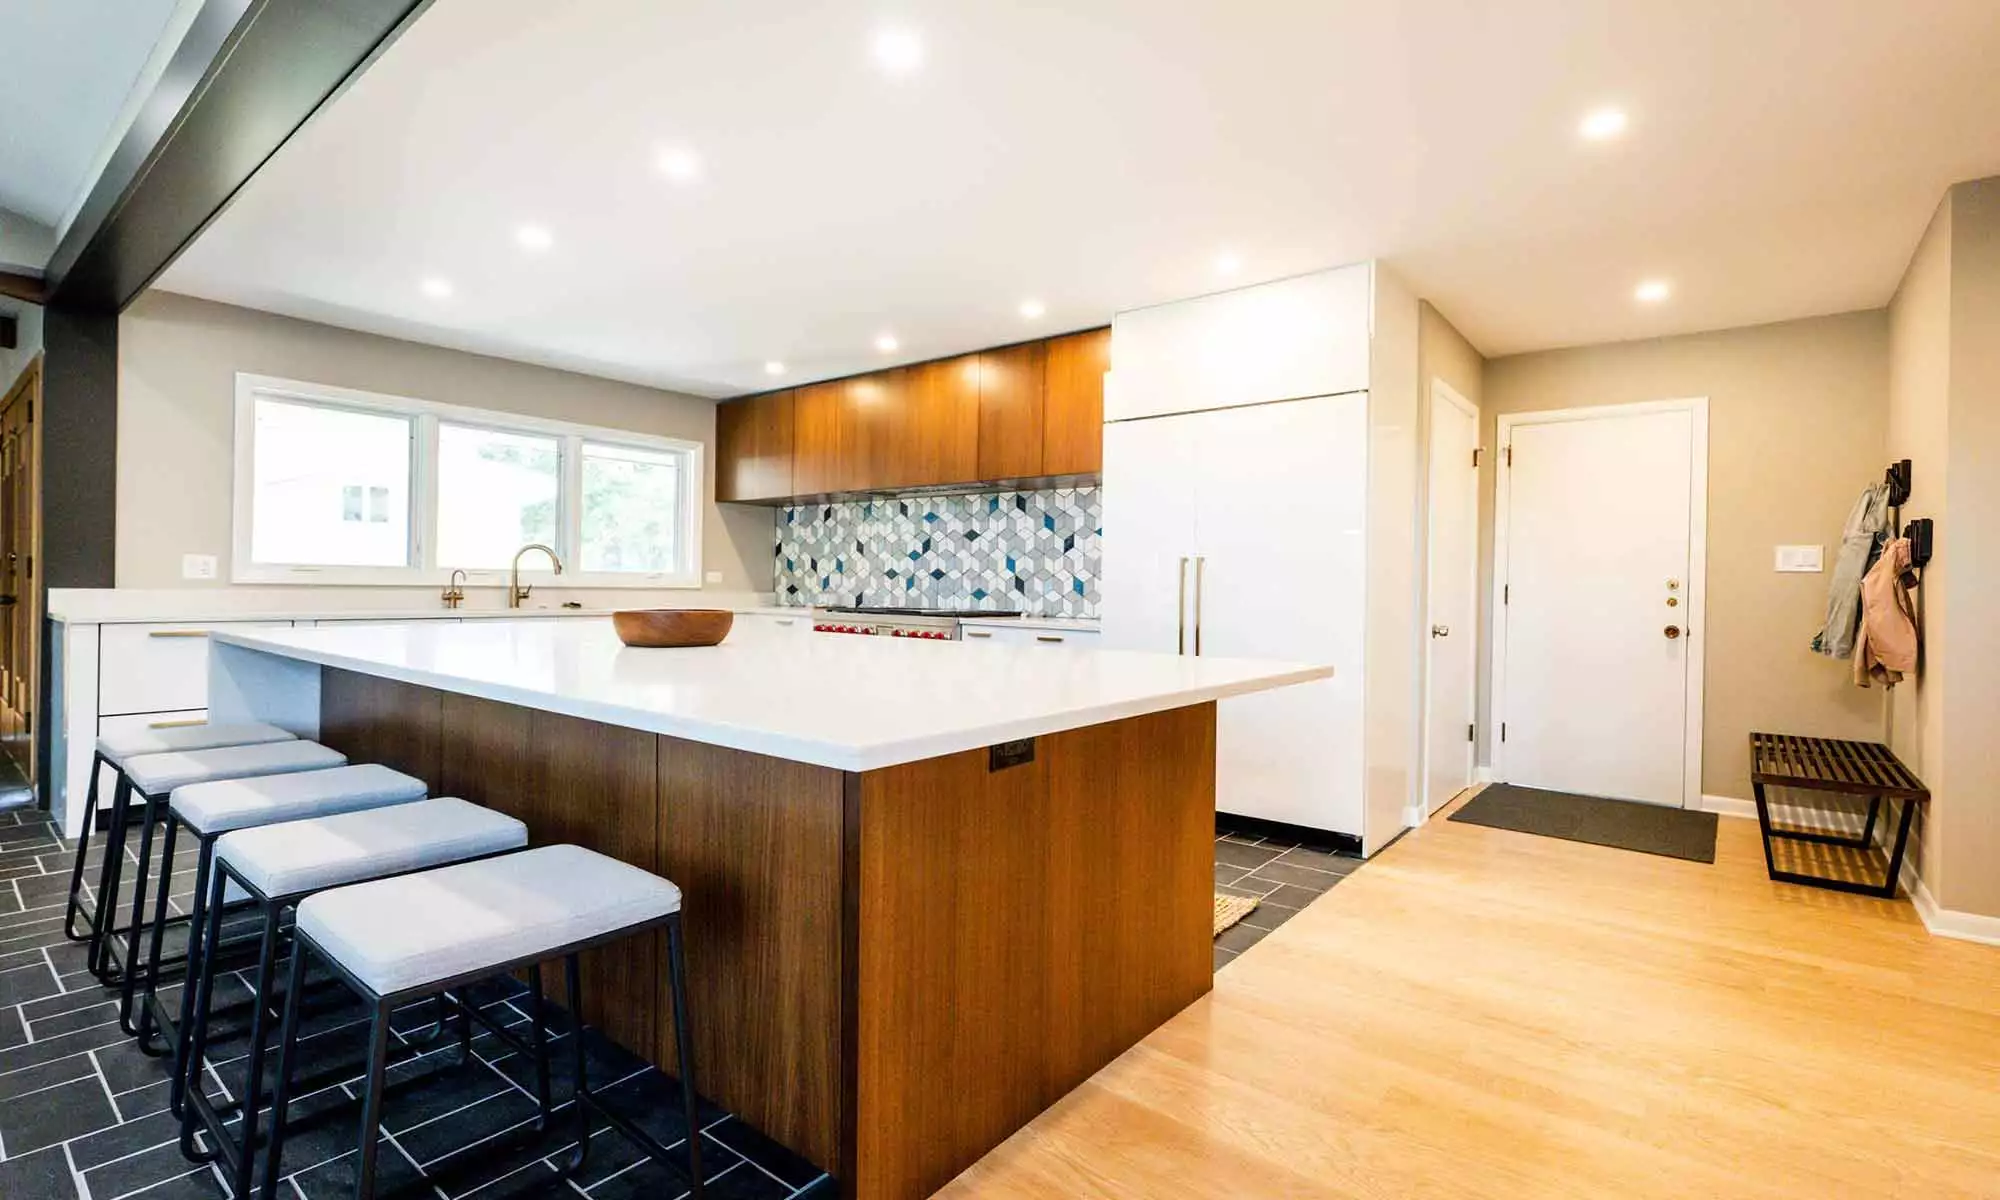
<box><xmin>1102</xmin><ymin>262</ymin><xmax>1423</xmax><ymax>856</ymax></box>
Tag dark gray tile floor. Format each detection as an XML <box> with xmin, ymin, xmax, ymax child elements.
<box><xmin>1213</xmin><ymin>829</ymin><xmax>1365</xmax><ymax>970</ymax></box>
<box><xmin>0</xmin><ymin>808</ymin><xmax>833</xmax><ymax>1200</ymax></box>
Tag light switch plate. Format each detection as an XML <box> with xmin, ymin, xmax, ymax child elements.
<box><xmin>1775</xmin><ymin>545</ymin><xmax>1824</xmax><ymax>573</ymax></box>
<box><xmin>181</xmin><ymin>553</ymin><xmax>219</xmax><ymax>580</ymax></box>
<box><xmin>704</xmin><ymin>570</ymin><xmax>723</xmax><ymax>584</ymax></box>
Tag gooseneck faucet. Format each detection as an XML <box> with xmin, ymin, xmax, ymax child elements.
<box><xmin>508</xmin><ymin>543</ymin><xmax>564</xmax><ymax>608</ymax></box>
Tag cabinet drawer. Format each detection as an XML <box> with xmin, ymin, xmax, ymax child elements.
<box><xmin>960</xmin><ymin>624</ymin><xmax>1100</xmax><ymax>648</ymax></box>
<box><xmin>735</xmin><ymin>612</ymin><xmax>814</xmax><ymax>637</ymax></box>
<box><xmin>97</xmin><ymin>709</ymin><xmax>210</xmax><ymax>742</ymax></box>
<box><xmin>98</xmin><ymin>622</ymin><xmax>294</xmax><ymax>716</ymax></box>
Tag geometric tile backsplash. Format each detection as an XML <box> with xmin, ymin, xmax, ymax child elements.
<box><xmin>773</xmin><ymin>486</ymin><xmax>1102</xmax><ymax>616</ymax></box>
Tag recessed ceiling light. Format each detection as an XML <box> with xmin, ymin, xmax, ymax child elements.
<box><xmin>1634</xmin><ymin>279</ymin><xmax>1671</xmax><ymax>303</ymax></box>
<box><xmin>875</xmin><ymin>334</ymin><xmax>900</xmax><ymax>353</ymax></box>
<box><xmin>515</xmin><ymin>224</ymin><xmax>553</xmax><ymax>252</ymax></box>
<box><xmin>764</xmin><ymin>361</ymin><xmax>787</xmax><ymax>376</ymax></box>
<box><xmin>1215</xmin><ymin>251</ymin><xmax>1242</xmax><ymax>276</ymax></box>
<box><xmin>872</xmin><ymin>28</ymin><xmax>923</xmax><ymax>75</ymax></box>
<box><xmin>1019</xmin><ymin>299</ymin><xmax>1046</xmax><ymax>319</ymax></box>
<box><xmin>656</xmin><ymin>146</ymin><xmax>702</xmax><ymax>183</ymax></box>
<box><xmin>420</xmin><ymin>277</ymin><xmax>453</xmax><ymax>300</ymax></box>
<box><xmin>1579</xmin><ymin>107</ymin><xmax>1629</xmax><ymax>141</ymax></box>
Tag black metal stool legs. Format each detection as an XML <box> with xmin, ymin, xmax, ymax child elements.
<box><xmin>132</xmin><ymin>812</ymin><xmax>190</xmax><ymax>1053</ymax></box>
<box><xmin>62</xmin><ymin>752</ymin><xmax>105</xmax><ymax>945</ymax></box>
<box><xmin>666</xmin><ymin>913</ymin><xmax>703</xmax><ymax>1188</ymax></box>
<box><xmin>116</xmin><ymin>797</ymin><xmax>170</xmax><ymax>1036</ymax></box>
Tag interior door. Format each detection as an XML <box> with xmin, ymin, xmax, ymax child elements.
<box><xmin>1191</xmin><ymin>394</ymin><xmax>1368</xmax><ymax>834</ymax></box>
<box><xmin>1498</xmin><ymin>406</ymin><xmax>1697</xmax><ymax>806</ymax></box>
<box><xmin>1099</xmin><ymin>416</ymin><xmax>1198</xmax><ymax>655</ymax></box>
<box><xmin>0</xmin><ymin>361</ymin><xmax>35</xmax><ymax>768</ymax></box>
<box><xmin>1423</xmin><ymin>384</ymin><xmax>1479</xmax><ymax>814</ymax></box>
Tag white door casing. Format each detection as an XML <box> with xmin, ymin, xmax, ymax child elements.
<box><xmin>1192</xmin><ymin>394</ymin><xmax>1369</xmax><ymax>834</ymax></box>
<box><xmin>1422</xmin><ymin>381</ymin><xmax>1479</xmax><ymax>816</ymax></box>
<box><xmin>1492</xmin><ymin>399</ymin><xmax>1708</xmax><ymax>809</ymax></box>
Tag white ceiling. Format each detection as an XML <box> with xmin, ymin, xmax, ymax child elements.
<box><xmin>159</xmin><ymin>0</ymin><xmax>2000</xmax><ymax>397</ymax></box>
<box><xmin>0</xmin><ymin>0</ymin><xmax>186</xmax><ymax>258</ymax></box>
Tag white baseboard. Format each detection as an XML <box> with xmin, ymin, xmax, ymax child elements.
<box><xmin>1912</xmin><ymin>878</ymin><xmax>2000</xmax><ymax>947</ymax></box>
<box><xmin>1402</xmin><ymin>803</ymin><xmax>1426</xmax><ymax>828</ymax></box>
<box><xmin>1474</xmin><ymin>765</ymin><xmax>1495</xmax><ymax>785</ymax></box>
<box><xmin>1700</xmin><ymin>794</ymin><xmax>1756</xmax><ymax>819</ymax></box>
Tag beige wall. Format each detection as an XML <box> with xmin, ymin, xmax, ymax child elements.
<box><xmin>1480</xmin><ymin>311</ymin><xmax>1891</xmax><ymax>796</ymax></box>
<box><xmin>1887</xmin><ymin>197</ymin><xmax>1953</xmax><ymax>896</ymax></box>
<box><xmin>1419</xmin><ymin>300</ymin><xmax>1483</xmax><ymax>414</ymax></box>
<box><xmin>117</xmin><ymin>292</ymin><xmax>770</xmax><ymax>593</ymax></box>
<box><xmin>1363</xmin><ymin>266</ymin><xmax>1424</xmax><ymax>852</ymax></box>
<box><xmin>1891</xmin><ymin>177</ymin><xmax>2000</xmax><ymax>919</ymax></box>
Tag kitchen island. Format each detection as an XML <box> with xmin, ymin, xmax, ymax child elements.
<box><xmin>206</xmin><ymin>618</ymin><xmax>1330</xmax><ymax>1199</ymax></box>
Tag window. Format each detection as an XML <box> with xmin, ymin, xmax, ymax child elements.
<box><xmin>233</xmin><ymin>374</ymin><xmax>704</xmax><ymax>587</ymax></box>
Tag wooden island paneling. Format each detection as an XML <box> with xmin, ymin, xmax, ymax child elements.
<box><xmin>314</xmin><ymin>665</ymin><xmax>1216</xmax><ymax>1199</ymax></box>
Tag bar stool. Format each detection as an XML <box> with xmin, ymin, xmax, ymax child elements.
<box><xmin>64</xmin><ymin>722</ymin><xmax>298</xmax><ymax>979</ymax></box>
<box><xmin>108</xmin><ymin>740</ymin><xmax>349</xmax><ymax>1036</ymax></box>
<box><xmin>263</xmin><ymin>845</ymin><xmax>701</xmax><ymax>1200</ymax></box>
<box><xmin>138</xmin><ymin>763</ymin><xmax>429</xmax><ymax>1068</ymax></box>
<box><xmin>179</xmin><ymin>797</ymin><xmax>529</xmax><ymax>1199</ymax></box>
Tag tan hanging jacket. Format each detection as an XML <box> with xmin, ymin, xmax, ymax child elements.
<box><xmin>1853</xmin><ymin>536</ymin><xmax>1918</xmax><ymax>687</ymax></box>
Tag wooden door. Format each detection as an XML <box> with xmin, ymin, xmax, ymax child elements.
<box><xmin>1040</xmin><ymin>328</ymin><xmax>1109</xmax><ymax>476</ymax></box>
<box><xmin>791</xmin><ymin>380</ymin><xmax>851</xmax><ymax>496</ymax></box>
<box><xmin>975</xmin><ymin>342</ymin><xmax>1046</xmax><ymax>481</ymax></box>
<box><xmin>715</xmin><ymin>390</ymin><xmax>794</xmax><ymax>502</ymax></box>
<box><xmin>0</xmin><ymin>360</ymin><xmax>38</xmax><ymax>771</ymax></box>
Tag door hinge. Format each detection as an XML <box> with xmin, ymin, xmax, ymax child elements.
<box><xmin>1504</xmin><ymin>445</ymin><xmax>1513</xmax><ymax>467</ymax></box>
<box><xmin>1472</xmin><ymin>446</ymin><xmax>1482</xmax><ymax>468</ymax></box>
<box><xmin>1503</xmin><ymin>584</ymin><xmax>1509</xmax><ymax>605</ymax></box>
<box><xmin>1501</xmin><ymin>723</ymin><xmax>1508</xmax><ymax>742</ymax></box>
<box><xmin>1467</xmin><ymin>723</ymin><xmax>1475</xmax><ymax>743</ymax></box>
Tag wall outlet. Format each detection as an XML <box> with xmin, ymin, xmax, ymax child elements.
<box><xmin>704</xmin><ymin>570</ymin><xmax>723</xmax><ymax>584</ymax></box>
<box><xmin>182</xmin><ymin>553</ymin><xmax>219</xmax><ymax>580</ymax></box>
<box><xmin>1774</xmin><ymin>545</ymin><xmax>1824</xmax><ymax>573</ymax></box>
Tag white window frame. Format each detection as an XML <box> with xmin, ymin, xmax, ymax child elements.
<box><xmin>232</xmin><ymin>373</ymin><xmax>705</xmax><ymax>588</ymax></box>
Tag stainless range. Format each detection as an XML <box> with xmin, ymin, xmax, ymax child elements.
<box><xmin>810</xmin><ymin>605</ymin><xmax>1022</xmax><ymax>641</ymax></box>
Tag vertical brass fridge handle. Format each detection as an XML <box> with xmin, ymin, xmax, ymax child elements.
<box><xmin>1193</xmin><ymin>556</ymin><xmax>1206</xmax><ymax>656</ymax></box>
<box><xmin>1177</xmin><ymin>556</ymin><xmax>1189</xmax><ymax>655</ymax></box>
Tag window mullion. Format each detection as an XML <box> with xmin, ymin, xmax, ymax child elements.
<box><xmin>414</xmin><ymin>414</ymin><xmax>440</xmax><ymax>573</ymax></box>
<box><xmin>562</xmin><ymin>434</ymin><xmax>585</xmax><ymax>568</ymax></box>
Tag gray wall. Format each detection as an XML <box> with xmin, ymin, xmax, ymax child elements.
<box><xmin>117</xmin><ymin>291</ymin><xmax>772</xmax><ymax>593</ymax></box>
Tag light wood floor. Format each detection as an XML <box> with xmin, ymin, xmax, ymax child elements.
<box><xmin>938</xmin><ymin>796</ymin><xmax>2000</xmax><ymax>1199</ymax></box>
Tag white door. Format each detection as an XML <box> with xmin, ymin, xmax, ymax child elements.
<box><xmin>1423</xmin><ymin>382</ymin><xmax>1479</xmax><ymax>815</ymax></box>
<box><xmin>1191</xmin><ymin>394</ymin><xmax>1368</xmax><ymax>835</ymax></box>
<box><xmin>1100</xmin><ymin>416</ymin><xmax>1198</xmax><ymax>654</ymax></box>
<box><xmin>1496</xmin><ymin>403</ymin><xmax>1704</xmax><ymax>807</ymax></box>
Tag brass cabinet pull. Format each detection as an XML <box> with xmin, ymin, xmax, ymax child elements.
<box><xmin>1177</xmin><ymin>556</ymin><xmax>1190</xmax><ymax>655</ymax></box>
<box><xmin>148</xmin><ymin>717</ymin><xmax>206</xmax><ymax>729</ymax></box>
<box><xmin>1035</xmin><ymin>634</ymin><xmax>1064</xmax><ymax>644</ymax></box>
<box><xmin>1193</xmin><ymin>556</ymin><xmax>1207</xmax><ymax>656</ymax></box>
<box><xmin>147</xmin><ymin>630</ymin><xmax>209</xmax><ymax>639</ymax></box>
<box><xmin>966</xmin><ymin>630</ymin><xmax>994</xmax><ymax>639</ymax></box>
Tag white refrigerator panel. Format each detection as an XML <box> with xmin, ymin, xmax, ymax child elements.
<box><xmin>1099</xmin><ymin>417</ymin><xmax>1198</xmax><ymax>655</ymax></box>
<box><xmin>1192</xmin><ymin>395</ymin><xmax>1369</xmax><ymax>835</ymax></box>
<box><xmin>1107</xmin><ymin>265</ymin><xmax>1372</xmax><ymax>422</ymax></box>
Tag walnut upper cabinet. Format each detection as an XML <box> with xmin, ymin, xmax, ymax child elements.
<box><xmin>791</xmin><ymin>380</ymin><xmax>851</xmax><ymax>496</ymax></box>
<box><xmin>1041</xmin><ymin>327</ymin><xmax>1110</xmax><ymax>477</ymax></box>
<box><xmin>714</xmin><ymin>328</ymin><xmax>1107</xmax><ymax>502</ymax></box>
<box><xmin>975</xmin><ymin>341</ymin><xmax>1048</xmax><ymax>481</ymax></box>
<box><xmin>714</xmin><ymin>389</ymin><xmax>795</xmax><ymax>503</ymax></box>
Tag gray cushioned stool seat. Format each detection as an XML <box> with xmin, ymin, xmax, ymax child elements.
<box><xmin>297</xmin><ymin>845</ymin><xmax>682</xmax><ymax>995</ymax></box>
<box><xmin>169</xmin><ymin>763</ymin><xmax>426</xmax><ymax>837</ymax></box>
<box><xmin>121</xmin><ymin>741</ymin><xmax>346</xmax><ymax>797</ymax></box>
<box><xmin>96</xmin><ymin>721</ymin><xmax>296</xmax><ymax>767</ymax></box>
<box><xmin>216</xmin><ymin>798</ymin><xmax>528</xmax><ymax>898</ymax></box>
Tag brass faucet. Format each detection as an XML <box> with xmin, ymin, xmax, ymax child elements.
<box><xmin>508</xmin><ymin>543</ymin><xmax>564</xmax><ymax>608</ymax></box>
<box><xmin>441</xmin><ymin>568</ymin><xmax>468</xmax><ymax>610</ymax></box>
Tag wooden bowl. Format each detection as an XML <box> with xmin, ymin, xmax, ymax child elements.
<box><xmin>612</xmin><ymin>609</ymin><xmax>734</xmax><ymax>648</ymax></box>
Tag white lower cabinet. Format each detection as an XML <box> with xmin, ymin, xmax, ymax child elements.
<box><xmin>98</xmin><ymin>622</ymin><xmax>294</xmax><ymax>715</ymax></box>
<box><xmin>734</xmin><ymin>612</ymin><xmax>814</xmax><ymax>637</ymax></box>
<box><xmin>960</xmin><ymin>623</ymin><xmax>1100</xmax><ymax>648</ymax></box>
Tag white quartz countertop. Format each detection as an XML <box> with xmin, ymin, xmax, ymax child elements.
<box><xmin>210</xmin><ymin>618</ymin><xmax>1329</xmax><ymax>773</ymax></box>
<box><xmin>47</xmin><ymin>587</ymin><xmax>787</xmax><ymax>625</ymax></box>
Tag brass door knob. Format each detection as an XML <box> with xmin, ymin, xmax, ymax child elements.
<box><xmin>1664</xmin><ymin>625</ymin><xmax>1682</xmax><ymax>639</ymax></box>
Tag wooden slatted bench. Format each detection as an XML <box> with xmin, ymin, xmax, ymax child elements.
<box><xmin>1749</xmin><ymin>732</ymin><xmax>1929</xmax><ymax>899</ymax></box>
